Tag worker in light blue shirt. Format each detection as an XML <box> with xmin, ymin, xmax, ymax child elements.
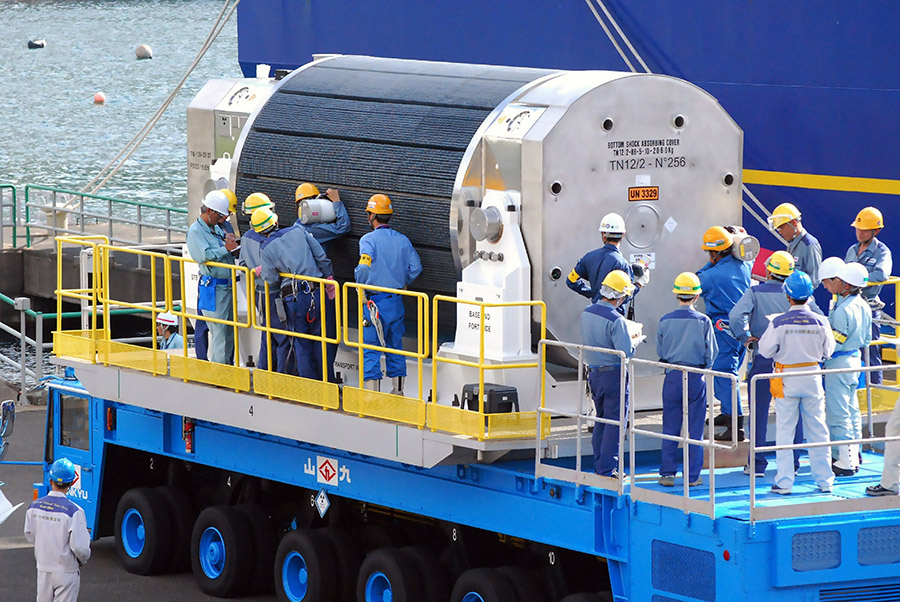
<box><xmin>239</xmin><ymin>192</ymin><xmax>275</xmax><ymax>369</ymax></box>
<box><xmin>657</xmin><ymin>272</ymin><xmax>717</xmax><ymax>488</ymax></box>
<box><xmin>259</xmin><ymin>209</ymin><xmax>333</xmax><ymax>380</ymax></box>
<box><xmin>845</xmin><ymin>206</ymin><xmax>892</xmax><ymax>385</ymax></box>
<box><xmin>821</xmin><ymin>260</ymin><xmax>872</xmax><ymax>475</ymax></box>
<box><xmin>696</xmin><ymin>226</ymin><xmax>751</xmax><ymax>440</ymax></box>
<box><xmin>729</xmin><ymin>252</ymin><xmax>806</xmax><ymax>477</ymax></box>
<box><xmin>767</xmin><ymin>202</ymin><xmax>823</xmax><ymax>286</ymax></box>
<box><xmin>582</xmin><ymin>270</ymin><xmax>640</xmax><ymax>477</ymax></box>
<box><xmin>156</xmin><ymin>312</ymin><xmax>184</xmax><ymax>352</ymax></box>
<box><xmin>295</xmin><ymin>184</ymin><xmax>352</xmax><ymax>382</ymax></box>
<box><xmin>568</xmin><ymin>213</ymin><xmax>636</xmax><ymax>312</ymax></box>
<box><xmin>355</xmin><ymin>194</ymin><xmax>423</xmax><ymax>395</ymax></box>
<box><xmin>186</xmin><ymin>190</ymin><xmax>238</xmax><ymax>365</ymax></box>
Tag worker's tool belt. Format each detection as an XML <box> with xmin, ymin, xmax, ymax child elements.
<box><xmin>588</xmin><ymin>366</ymin><xmax>617</xmax><ymax>374</ymax></box>
<box><xmin>281</xmin><ymin>280</ymin><xmax>315</xmax><ymax>299</ymax></box>
<box><xmin>197</xmin><ymin>275</ymin><xmax>231</xmax><ymax>312</ymax></box>
<box><xmin>770</xmin><ymin>361</ymin><xmax>819</xmax><ymax>398</ymax></box>
<box><xmin>368</xmin><ymin>291</ymin><xmax>397</xmax><ymax>301</ymax></box>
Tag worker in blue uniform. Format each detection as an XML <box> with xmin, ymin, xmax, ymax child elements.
<box><xmin>821</xmin><ymin>260</ymin><xmax>872</xmax><ymax>475</ymax></box>
<box><xmin>259</xmin><ymin>208</ymin><xmax>334</xmax><ymax>379</ymax></box>
<box><xmin>295</xmin><ymin>183</ymin><xmax>352</xmax><ymax>382</ymax></box>
<box><xmin>768</xmin><ymin>203</ymin><xmax>823</xmax><ymax>286</ymax></box>
<box><xmin>845</xmin><ymin>206</ymin><xmax>892</xmax><ymax>385</ymax></box>
<box><xmin>696</xmin><ymin>226</ymin><xmax>752</xmax><ymax>441</ymax></box>
<box><xmin>729</xmin><ymin>251</ymin><xmax>806</xmax><ymax>477</ymax></box>
<box><xmin>657</xmin><ymin>272</ymin><xmax>717</xmax><ymax>487</ymax></box>
<box><xmin>568</xmin><ymin>213</ymin><xmax>636</xmax><ymax>311</ymax></box>
<box><xmin>193</xmin><ymin>189</ymin><xmax>238</xmax><ymax>361</ymax></box>
<box><xmin>355</xmin><ymin>193</ymin><xmax>423</xmax><ymax>394</ymax></box>
<box><xmin>582</xmin><ymin>270</ymin><xmax>641</xmax><ymax>477</ymax></box>
<box><xmin>758</xmin><ymin>270</ymin><xmax>835</xmax><ymax>495</ymax></box>
<box><xmin>156</xmin><ymin>312</ymin><xmax>183</xmax><ymax>352</ymax></box>
<box><xmin>187</xmin><ymin>190</ymin><xmax>238</xmax><ymax>365</ymax></box>
<box><xmin>239</xmin><ymin>192</ymin><xmax>275</xmax><ymax>368</ymax></box>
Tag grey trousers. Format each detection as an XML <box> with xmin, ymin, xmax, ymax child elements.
<box><xmin>37</xmin><ymin>570</ymin><xmax>80</xmax><ymax>602</ymax></box>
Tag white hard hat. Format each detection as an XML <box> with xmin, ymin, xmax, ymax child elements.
<box><xmin>841</xmin><ymin>263</ymin><xmax>869</xmax><ymax>289</ymax></box>
<box><xmin>202</xmin><ymin>190</ymin><xmax>230</xmax><ymax>215</ymax></box>
<box><xmin>156</xmin><ymin>312</ymin><xmax>178</xmax><ymax>327</ymax></box>
<box><xmin>819</xmin><ymin>256</ymin><xmax>845</xmax><ymax>281</ymax></box>
<box><xmin>599</xmin><ymin>212</ymin><xmax>626</xmax><ymax>234</ymax></box>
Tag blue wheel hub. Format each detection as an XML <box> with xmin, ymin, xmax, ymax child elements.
<box><xmin>462</xmin><ymin>594</ymin><xmax>486</xmax><ymax>602</ymax></box>
<box><xmin>282</xmin><ymin>551</ymin><xmax>309</xmax><ymax>601</ymax></box>
<box><xmin>199</xmin><ymin>526</ymin><xmax>226</xmax><ymax>579</ymax></box>
<box><xmin>365</xmin><ymin>570</ymin><xmax>393</xmax><ymax>602</ymax></box>
<box><xmin>121</xmin><ymin>508</ymin><xmax>146</xmax><ymax>558</ymax></box>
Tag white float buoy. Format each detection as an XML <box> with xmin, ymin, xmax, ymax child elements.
<box><xmin>135</xmin><ymin>44</ymin><xmax>153</xmax><ymax>60</ymax></box>
<box><xmin>93</xmin><ymin>92</ymin><xmax>106</xmax><ymax>105</ymax></box>
<box><xmin>27</xmin><ymin>39</ymin><xmax>46</xmax><ymax>49</ymax></box>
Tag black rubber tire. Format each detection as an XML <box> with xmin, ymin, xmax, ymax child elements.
<box><xmin>320</xmin><ymin>527</ymin><xmax>362</xmax><ymax>602</ymax></box>
<box><xmin>153</xmin><ymin>486</ymin><xmax>195</xmax><ymax>573</ymax></box>
<box><xmin>560</xmin><ymin>594</ymin><xmax>609</xmax><ymax>602</ymax></box>
<box><xmin>114</xmin><ymin>487</ymin><xmax>173</xmax><ymax>575</ymax></box>
<box><xmin>237</xmin><ymin>504</ymin><xmax>276</xmax><ymax>594</ymax></box>
<box><xmin>400</xmin><ymin>545</ymin><xmax>449</xmax><ymax>602</ymax></box>
<box><xmin>451</xmin><ymin>568</ymin><xmax>517</xmax><ymax>602</ymax></box>
<box><xmin>356</xmin><ymin>548</ymin><xmax>424</xmax><ymax>602</ymax></box>
<box><xmin>191</xmin><ymin>505</ymin><xmax>254</xmax><ymax>598</ymax></box>
<box><xmin>496</xmin><ymin>565</ymin><xmax>543</xmax><ymax>602</ymax></box>
<box><xmin>274</xmin><ymin>529</ymin><xmax>337</xmax><ymax>602</ymax></box>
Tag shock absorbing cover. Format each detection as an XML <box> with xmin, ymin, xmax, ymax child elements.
<box><xmin>234</xmin><ymin>55</ymin><xmax>552</xmax><ymax>296</ymax></box>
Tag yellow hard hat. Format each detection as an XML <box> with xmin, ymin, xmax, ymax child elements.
<box><xmin>221</xmin><ymin>189</ymin><xmax>238</xmax><ymax>214</ymax></box>
<box><xmin>765</xmin><ymin>250</ymin><xmax>795</xmax><ymax>276</ymax></box>
<box><xmin>701</xmin><ymin>226</ymin><xmax>733</xmax><ymax>251</ymax></box>
<box><xmin>601</xmin><ymin>270</ymin><xmax>636</xmax><ymax>296</ymax></box>
<box><xmin>250</xmin><ymin>207</ymin><xmax>278</xmax><ymax>234</ymax></box>
<box><xmin>673</xmin><ymin>272</ymin><xmax>702</xmax><ymax>295</ymax></box>
<box><xmin>295</xmin><ymin>182</ymin><xmax>320</xmax><ymax>202</ymax></box>
<box><xmin>852</xmin><ymin>207</ymin><xmax>884</xmax><ymax>230</ymax></box>
<box><xmin>243</xmin><ymin>192</ymin><xmax>273</xmax><ymax>216</ymax></box>
<box><xmin>768</xmin><ymin>203</ymin><xmax>801</xmax><ymax>229</ymax></box>
<box><xmin>366</xmin><ymin>193</ymin><xmax>393</xmax><ymax>215</ymax></box>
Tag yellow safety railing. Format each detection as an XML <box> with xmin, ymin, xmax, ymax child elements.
<box><xmin>96</xmin><ymin>245</ymin><xmax>172</xmax><ymax>375</ymax></box>
<box><xmin>856</xmin><ymin>276</ymin><xmax>900</xmax><ymax>412</ymax></box>
<box><xmin>53</xmin><ymin>235</ymin><xmax>109</xmax><ymax>362</ymax></box>
<box><xmin>341</xmin><ymin>283</ymin><xmax>429</xmax><ymax>427</ymax></box>
<box><xmin>168</xmin><ymin>255</ymin><xmax>251</xmax><ymax>392</ymax></box>
<box><xmin>251</xmin><ymin>271</ymin><xmax>341</xmax><ymax>410</ymax></box>
<box><xmin>428</xmin><ymin>296</ymin><xmax>548</xmax><ymax>440</ymax></box>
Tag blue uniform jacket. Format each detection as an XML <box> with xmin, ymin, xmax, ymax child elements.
<box><xmin>239</xmin><ymin>230</ymin><xmax>266</xmax><ymax>291</ymax></box>
<box><xmin>828</xmin><ymin>293</ymin><xmax>872</xmax><ymax>355</ymax></box>
<box><xmin>696</xmin><ymin>255</ymin><xmax>751</xmax><ymax>318</ymax></box>
<box><xmin>160</xmin><ymin>332</ymin><xmax>184</xmax><ymax>350</ymax></box>
<box><xmin>789</xmin><ymin>231</ymin><xmax>823</xmax><ymax>287</ymax></box>
<box><xmin>729</xmin><ymin>279</ymin><xmax>824</xmax><ymax>344</ymax></box>
<box><xmin>355</xmin><ymin>225</ymin><xmax>423</xmax><ymax>289</ymax></box>
<box><xmin>581</xmin><ymin>300</ymin><xmax>635</xmax><ymax>368</ymax></box>
<box><xmin>568</xmin><ymin>243</ymin><xmax>633</xmax><ymax>303</ymax></box>
<box><xmin>260</xmin><ymin>225</ymin><xmax>333</xmax><ymax>288</ymax></box>
<box><xmin>845</xmin><ymin>238</ymin><xmax>892</xmax><ymax>301</ymax></box>
<box><xmin>186</xmin><ymin>218</ymin><xmax>235</xmax><ymax>280</ymax></box>
<box><xmin>294</xmin><ymin>200</ymin><xmax>351</xmax><ymax>248</ymax></box>
<box><xmin>657</xmin><ymin>306</ymin><xmax>717</xmax><ymax>368</ymax></box>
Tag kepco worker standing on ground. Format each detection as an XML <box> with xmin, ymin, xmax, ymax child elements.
<box><xmin>568</xmin><ymin>213</ymin><xmax>636</xmax><ymax>311</ymax></box>
<box><xmin>657</xmin><ymin>272</ymin><xmax>717</xmax><ymax>488</ymax></box>
<box><xmin>354</xmin><ymin>194</ymin><xmax>422</xmax><ymax>394</ymax></box>
<box><xmin>757</xmin><ymin>271</ymin><xmax>835</xmax><ymax>495</ymax></box>
<box><xmin>187</xmin><ymin>190</ymin><xmax>238</xmax><ymax>365</ymax></box>
<box><xmin>259</xmin><ymin>208</ymin><xmax>334</xmax><ymax>379</ymax></box>
<box><xmin>696</xmin><ymin>226</ymin><xmax>751</xmax><ymax>441</ymax></box>
<box><xmin>582</xmin><ymin>270</ymin><xmax>642</xmax><ymax>477</ymax></box>
<box><xmin>845</xmin><ymin>207</ymin><xmax>892</xmax><ymax>384</ymax></box>
<box><xmin>155</xmin><ymin>312</ymin><xmax>183</xmax><ymax>352</ymax></box>
<box><xmin>295</xmin><ymin>183</ymin><xmax>351</xmax><ymax>382</ymax></box>
<box><xmin>730</xmin><ymin>251</ymin><xmax>807</xmax><ymax>478</ymax></box>
<box><xmin>768</xmin><ymin>203</ymin><xmax>823</xmax><ymax>286</ymax></box>
<box><xmin>239</xmin><ymin>192</ymin><xmax>275</xmax><ymax>369</ymax></box>
<box><xmin>24</xmin><ymin>458</ymin><xmax>91</xmax><ymax>602</ymax></box>
<box><xmin>820</xmin><ymin>259</ymin><xmax>872</xmax><ymax>475</ymax></box>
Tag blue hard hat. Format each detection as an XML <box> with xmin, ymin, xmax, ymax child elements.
<box><xmin>784</xmin><ymin>270</ymin><xmax>814</xmax><ymax>300</ymax></box>
<box><xmin>49</xmin><ymin>458</ymin><xmax>77</xmax><ymax>486</ymax></box>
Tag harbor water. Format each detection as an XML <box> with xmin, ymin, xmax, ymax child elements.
<box><xmin>0</xmin><ymin>0</ymin><xmax>239</xmax><ymax>207</ymax></box>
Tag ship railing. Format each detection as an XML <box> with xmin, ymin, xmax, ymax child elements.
<box><xmin>431</xmin><ymin>296</ymin><xmax>548</xmax><ymax>441</ymax></box>
<box><xmin>342</xmin><ymin>282</ymin><xmax>429</xmax><ymax>427</ymax></box>
<box><xmin>747</xmin><ymin>361</ymin><xmax>900</xmax><ymax>522</ymax></box>
<box><xmin>250</xmin><ymin>271</ymin><xmax>342</xmax><ymax>411</ymax></box>
<box><xmin>626</xmin><ymin>357</ymin><xmax>740</xmax><ymax>518</ymax></box>
<box><xmin>0</xmin><ymin>184</ymin><xmax>18</xmax><ymax>248</ymax></box>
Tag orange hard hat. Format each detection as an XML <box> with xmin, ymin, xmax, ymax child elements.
<box><xmin>295</xmin><ymin>182</ymin><xmax>320</xmax><ymax>202</ymax></box>
<box><xmin>366</xmin><ymin>193</ymin><xmax>393</xmax><ymax>215</ymax></box>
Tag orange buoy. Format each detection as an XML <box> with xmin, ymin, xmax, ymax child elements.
<box><xmin>93</xmin><ymin>92</ymin><xmax>106</xmax><ymax>105</ymax></box>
